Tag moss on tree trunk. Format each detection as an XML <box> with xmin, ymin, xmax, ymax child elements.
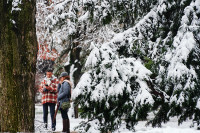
<box><xmin>0</xmin><ymin>0</ymin><xmax>37</xmax><ymax>132</ymax></box>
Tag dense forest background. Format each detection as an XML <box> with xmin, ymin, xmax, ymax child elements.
<box><xmin>36</xmin><ymin>0</ymin><xmax>200</xmax><ymax>132</ymax></box>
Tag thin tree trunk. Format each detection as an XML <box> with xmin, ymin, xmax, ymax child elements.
<box><xmin>0</xmin><ymin>0</ymin><xmax>37</xmax><ymax>132</ymax></box>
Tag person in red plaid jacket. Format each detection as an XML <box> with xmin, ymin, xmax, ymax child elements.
<box><xmin>39</xmin><ymin>69</ymin><xmax>59</xmax><ymax>131</ymax></box>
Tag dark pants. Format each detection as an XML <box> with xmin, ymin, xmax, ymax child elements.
<box><xmin>60</xmin><ymin>109</ymin><xmax>69</xmax><ymax>119</ymax></box>
<box><xmin>43</xmin><ymin>103</ymin><xmax>56</xmax><ymax>128</ymax></box>
<box><xmin>60</xmin><ymin>109</ymin><xmax>70</xmax><ymax>132</ymax></box>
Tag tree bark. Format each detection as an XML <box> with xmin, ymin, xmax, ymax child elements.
<box><xmin>0</xmin><ymin>0</ymin><xmax>37</xmax><ymax>132</ymax></box>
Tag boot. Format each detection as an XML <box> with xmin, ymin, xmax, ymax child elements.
<box><xmin>66</xmin><ymin>119</ymin><xmax>70</xmax><ymax>133</ymax></box>
<box><xmin>52</xmin><ymin>120</ymin><xmax>56</xmax><ymax>131</ymax></box>
<box><xmin>62</xmin><ymin>119</ymin><xmax>67</xmax><ymax>132</ymax></box>
<box><xmin>44</xmin><ymin>123</ymin><xmax>47</xmax><ymax>129</ymax></box>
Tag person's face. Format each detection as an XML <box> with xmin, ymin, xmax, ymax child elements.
<box><xmin>46</xmin><ymin>72</ymin><xmax>53</xmax><ymax>78</ymax></box>
<box><xmin>60</xmin><ymin>77</ymin><xmax>64</xmax><ymax>82</ymax></box>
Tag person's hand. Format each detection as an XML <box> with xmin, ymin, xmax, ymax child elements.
<box><xmin>43</xmin><ymin>88</ymin><xmax>48</xmax><ymax>92</ymax></box>
<box><xmin>57</xmin><ymin>101</ymin><xmax>60</xmax><ymax>106</ymax></box>
<box><xmin>45</xmin><ymin>85</ymin><xmax>51</xmax><ymax>90</ymax></box>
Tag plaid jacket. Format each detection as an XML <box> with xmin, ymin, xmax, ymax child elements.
<box><xmin>39</xmin><ymin>75</ymin><xmax>59</xmax><ymax>104</ymax></box>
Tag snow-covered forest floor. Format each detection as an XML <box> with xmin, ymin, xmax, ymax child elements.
<box><xmin>35</xmin><ymin>104</ymin><xmax>82</xmax><ymax>132</ymax></box>
<box><xmin>35</xmin><ymin>104</ymin><xmax>199</xmax><ymax>133</ymax></box>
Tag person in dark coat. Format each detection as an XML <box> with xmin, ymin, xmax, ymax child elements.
<box><xmin>57</xmin><ymin>72</ymin><xmax>72</xmax><ymax>133</ymax></box>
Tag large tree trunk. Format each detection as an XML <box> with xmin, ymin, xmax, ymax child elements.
<box><xmin>0</xmin><ymin>0</ymin><xmax>37</xmax><ymax>132</ymax></box>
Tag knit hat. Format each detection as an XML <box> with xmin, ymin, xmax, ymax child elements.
<box><xmin>59</xmin><ymin>72</ymin><xmax>68</xmax><ymax>79</ymax></box>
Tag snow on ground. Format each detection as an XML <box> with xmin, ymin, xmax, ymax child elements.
<box><xmin>35</xmin><ymin>103</ymin><xmax>83</xmax><ymax>132</ymax></box>
<box><xmin>35</xmin><ymin>104</ymin><xmax>199</xmax><ymax>133</ymax></box>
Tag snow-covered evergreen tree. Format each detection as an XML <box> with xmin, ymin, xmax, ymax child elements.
<box><xmin>73</xmin><ymin>42</ymin><xmax>154</xmax><ymax>132</ymax></box>
<box><xmin>73</xmin><ymin>0</ymin><xmax>200</xmax><ymax>131</ymax></box>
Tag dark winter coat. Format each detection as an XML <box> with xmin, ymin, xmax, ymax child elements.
<box><xmin>57</xmin><ymin>81</ymin><xmax>71</xmax><ymax>110</ymax></box>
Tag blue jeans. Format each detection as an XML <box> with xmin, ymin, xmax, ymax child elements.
<box><xmin>43</xmin><ymin>103</ymin><xmax>56</xmax><ymax>129</ymax></box>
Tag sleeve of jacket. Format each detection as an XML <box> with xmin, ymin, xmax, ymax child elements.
<box><xmin>58</xmin><ymin>82</ymin><xmax>70</xmax><ymax>101</ymax></box>
<box><xmin>39</xmin><ymin>80</ymin><xmax>45</xmax><ymax>93</ymax></box>
<box><xmin>48</xmin><ymin>78</ymin><xmax>58</xmax><ymax>93</ymax></box>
